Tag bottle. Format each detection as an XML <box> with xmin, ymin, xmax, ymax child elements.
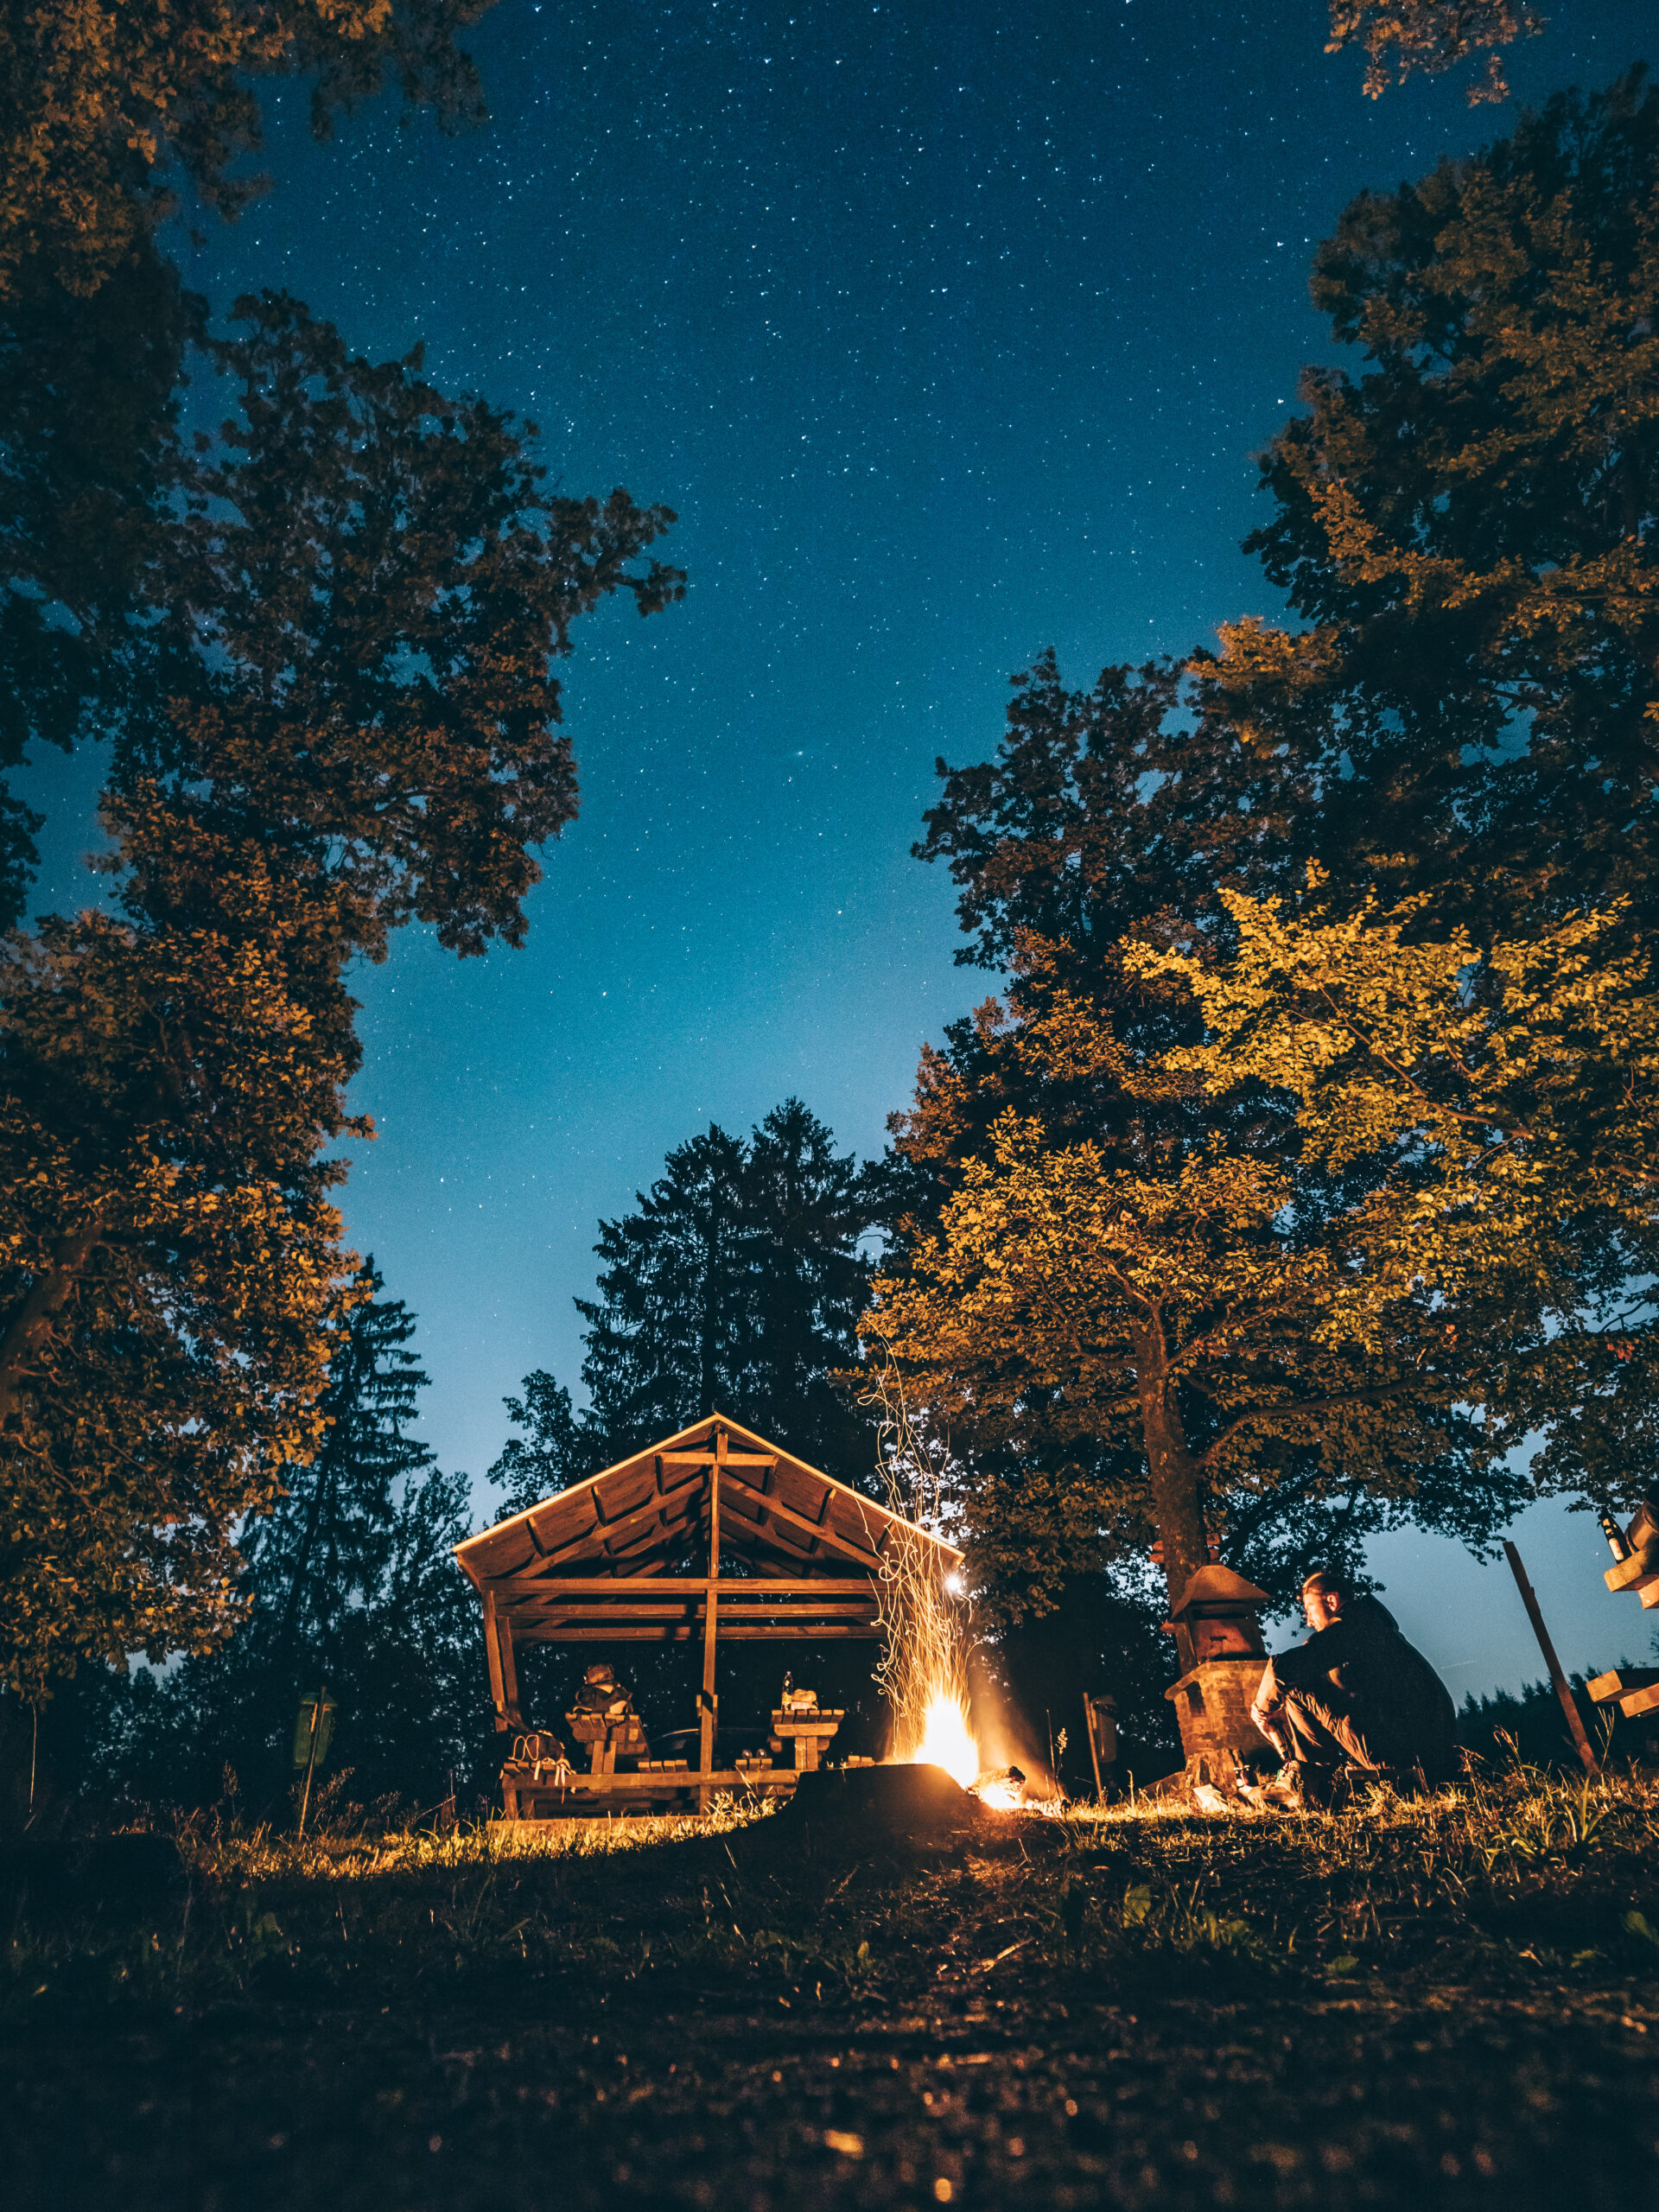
<box><xmin>1599</xmin><ymin>1511</ymin><xmax>1631</xmax><ymax>1563</ymax></box>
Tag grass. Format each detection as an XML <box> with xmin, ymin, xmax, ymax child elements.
<box><xmin>6</xmin><ymin>1759</ymin><xmax>1659</xmax><ymax>2208</ymax></box>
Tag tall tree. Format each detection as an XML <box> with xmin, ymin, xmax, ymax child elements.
<box><xmin>1</xmin><ymin>3</ymin><xmax>499</xmax><ymax>926</ymax></box>
<box><xmin>576</xmin><ymin>1122</ymin><xmax>755</xmax><ymax>1458</ymax></box>
<box><xmin>1217</xmin><ymin>69</ymin><xmax>1659</xmax><ymax>939</ymax></box>
<box><xmin>493</xmin><ymin>1101</ymin><xmax>880</xmax><ymax>1502</ymax></box>
<box><xmin>0</xmin><ymin>2</ymin><xmax>493</xmax><ymax>304</ymax></box>
<box><xmin>243</xmin><ymin>1260</ymin><xmax>434</xmax><ymax>1675</ymax></box>
<box><xmin>882</xmin><ymin>79</ymin><xmax>1659</xmax><ymax>1621</ymax></box>
<box><xmin>1139</xmin><ymin>877</ymin><xmax>1659</xmax><ymax>1516</ymax></box>
<box><xmin>0</xmin><ymin>298</ymin><xmax>679</xmax><ymax>1700</ymax></box>
<box><xmin>868</xmin><ymin>960</ymin><xmax>1527</xmax><ymax>1641</ymax></box>
<box><xmin>745</xmin><ymin>1100</ymin><xmax>876</xmax><ymax>1478</ymax></box>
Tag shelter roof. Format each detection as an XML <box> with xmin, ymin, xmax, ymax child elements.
<box><xmin>454</xmin><ymin>1411</ymin><xmax>962</xmax><ymax>1597</ymax></box>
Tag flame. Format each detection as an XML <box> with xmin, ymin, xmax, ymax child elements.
<box><xmin>911</xmin><ymin>1691</ymin><xmax>979</xmax><ymax>1789</ymax></box>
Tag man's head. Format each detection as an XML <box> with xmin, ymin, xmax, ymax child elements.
<box><xmin>1300</xmin><ymin>1571</ymin><xmax>1346</xmax><ymax>1632</ymax></box>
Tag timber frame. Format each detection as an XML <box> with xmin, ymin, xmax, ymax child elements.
<box><xmin>453</xmin><ymin>1411</ymin><xmax>963</xmax><ymax>1815</ymax></box>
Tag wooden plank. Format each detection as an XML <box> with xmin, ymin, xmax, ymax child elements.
<box><xmin>511</xmin><ymin>1623</ymin><xmax>884</xmax><ymax>1642</ymax></box>
<box><xmin>700</xmin><ymin>1429</ymin><xmax>723</xmax><ymax>1810</ymax></box>
<box><xmin>1587</xmin><ymin>1667</ymin><xmax>1659</xmax><ymax>1703</ymax></box>
<box><xmin>485</xmin><ymin>1575</ymin><xmax>879</xmax><ymax>1597</ymax></box>
<box><xmin>506</xmin><ymin>1600</ymin><xmax>879</xmax><ymax>1623</ymax></box>
<box><xmin>1504</xmin><ymin>1540</ymin><xmax>1599</xmax><ymax>1777</ymax></box>
<box><xmin>718</xmin><ymin>1464</ymin><xmax>883</xmax><ymax>1567</ymax></box>
<box><xmin>499</xmin><ymin>1611</ymin><xmax>521</xmax><ymax>1721</ymax></box>
<box><xmin>658</xmin><ymin>1452</ymin><xmax>776</xmax><ymax>1470</ymax></box>
<box><xmin>1604</xmin><ymin>1541</ymin><xmax>1659</xmax><ymax>1593</ymax></box>
<box><xmin>1618</xmin><ymin>1681</ymin><xmax>1659</xmax><ymax>1719</ymax></box>
<box><xmin>483</xmin><ymin>1591</ymin><xmax>507</xmax><ymax>1722</ymax></box>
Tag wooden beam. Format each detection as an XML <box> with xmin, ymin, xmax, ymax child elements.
<box><xmin>658</xmin><ymin>1452</ymin><xmax>776</xmax><ymax>1470</ymax></box>
<box><xmin>482</xmin><ymin>1592</ymin><xmax>523</xmax><ymax>1732</ymax></box>
<box><xmin>511</xmin><ymin>1624</ymin><xmax>884</xmax><ymax>1642</ymax></box>
<box><xmin>700</xmin><ymin>1428</ymin><xmax>723</xmax><ymax>1809</ymax></box>
<box><xmin>499</xmin><ymin>1611</ymin><xmax>521</xmax><ymax>1722</ymax></box>
<box><xmin>508</xmin><ymin>1602</ymin><xmax>880</xmax><ymax>1626</ymax></box>
<box><xmin>718</xmin><ymin>1464</ymin><xmax>881</xmax><ymax>1567</ymax></box>
<box><xmin>483</xmin><ymin>1575</ymin><xmax>880</xmax><ymax>1596</ymax></box>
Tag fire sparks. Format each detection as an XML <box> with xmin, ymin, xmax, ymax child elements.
<box><xmin>912</xmin><ymin>1691</ymin><xmax>979</xmax><ymax>1789</ymax></box>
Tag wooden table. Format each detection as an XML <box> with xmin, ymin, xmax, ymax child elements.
<box><xmin>768</xmin><ymin>1707</ymin><xmax>845</xmax><ymax>1772</ymax></box>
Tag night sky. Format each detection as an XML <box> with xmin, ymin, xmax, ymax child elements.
<box><xmin>23</xmin><ymin>1</ymin><xmax>1659</xmax><ymax>1696</ymax></box>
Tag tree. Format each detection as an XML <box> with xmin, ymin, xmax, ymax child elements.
<box><xmin>1325</xmin><ymin>3</ymin><xmax>1543</xmax><ymax>106</ymax></box>
<box><xmin>745</xmin><ymin>1100</ymin><xmax>877</xmax><ymax>1479</ymax></box>
<box><xmin>1</xmin><ymin>4</ymin><xmax>500</xmax><ymax>923</ymax></box>
<box><xmin>866</xmin><ymin>959</ymin><xmax>1527</xmax><ymax>1645</ymax></box>
<box><xmin>78</xmin><ymin>1275</ymin><xmax>485</xmax><ymax>1815</ymax></box>
<box><xmin>243</xmin><ymin>1259</ymin><xmax>435</xmax><ymax>1672</ymax></box>
<box><xmin>493</xmin><ymin>1102</ymin><xmax>880</xmax><ymax>1499</ymax></box>
<box><xmin>1137</xmin><ymin>877</ymin><xmax>1659</xmax><ymax>1513</ymax></box>
<box><xmin>576</xmin><ymin>1122</ymin><xmax>755</xmax><ymax>1458</ymax></box>
<box><xmin>0</xmin><ymin>2</ymin><xmax>493</xmax><ymax>303</ymax></box>
<box><xmin>492</xmin><ymin>1372</ymin><xmax>596</xmax><ymax>1519</ymax></box>
<box><xmin>1217</xmin><ymin>70</ymin><xmax>1659</xmax><ymax>938</ymax></box>
<box><xmin>887</xmin><ymin>76</ymin><xmax>1659</xmax><ymax>1629</ymax></box>
<box><xmin>0</xmin><ymin>298</ymin><xmax>679</xmax><ymax>1698</ymax></box>
<box><xmin>0</xmin><ymin>841</ymin><xmax>360</xmax><ymax>1700</ymax></box>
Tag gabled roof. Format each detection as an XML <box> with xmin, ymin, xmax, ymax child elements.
<box><xmin>454</xmin><ymin>1410</ymin><xmax>961</xmax><ymax>1593</ymax></box>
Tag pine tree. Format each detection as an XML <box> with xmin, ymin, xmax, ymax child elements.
<box><xmin>576</xmin><ymin>1123</ymin><xmax>754</xmax><ymax>1457</ymax></box>
<box><xmin>492</xmin><ymin>1372</ymin><xmax>600</xmax><ymax>1517</ymax></box>
<box><xmin>83</xmin><ymin>1269</ymin><xmax>486</xmax><ymax>1814</ymax></box>
<box><xmin>744</xmin><ymin>1100</ymin><xmax>875</xmax><ymax>1478</ymax></box>
<box><xmin>242</xmin><ymin>1259</ymin><xmax>435</xmax><ymax>1678</ymax></box>
<box><xmin>493</xmin><ymin>1101</ymin><xmax>880</xmax><ymax>1503</ymax></box>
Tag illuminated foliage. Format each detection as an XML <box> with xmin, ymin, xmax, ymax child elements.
<box><xmin>1219</xmin><ymin>70</ymin><xmax>1659</xmax><ymax>935</ymax></box>
<box><xmin>867</xmin><ymin>947</ymin><xmax>1524</xmax><ymax>1636</ymax></box>
<box><xmin>0</xmin><ymin>296</ymin><xmax>677</xmax><ymax>1699</ymax></box>
<box><xmin>0</xmin><ymin>1</ymin><xmax>493</xmax><ymax>301</ymax></box>
<box><xmin>1138</xmin><ymin>878</ymin><xmax>1659</xmax><ymax>1510</ymax></box>
<box><xmin>1325</xmin><ymin>3</ymin><xmax>1542</xmax><ymax>106</ymax></box>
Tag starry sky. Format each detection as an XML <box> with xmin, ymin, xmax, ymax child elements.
<box><xmin>24</xmin><ymin>1</ymin><xmax>1659</xmax><ymax>1698</ymax></box>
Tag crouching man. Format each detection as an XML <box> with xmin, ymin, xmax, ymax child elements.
<box><xmin>1249</xmin><ymin>1571</ymin><xmax>1458</xmax><ymax>1807</ymax></box>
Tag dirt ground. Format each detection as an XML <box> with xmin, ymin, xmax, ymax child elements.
<box><xmin>6</xmin><ymin>1770</ymin><xmax>1659</xmax><ymax>2210</ymax></box>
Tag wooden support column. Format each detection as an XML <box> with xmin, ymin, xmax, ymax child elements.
<box><xmin>498</xmin><ymin>1612</ymin><xmax>522</xmax><ymax>1731</ymax></box>
<box><xmin>483</xmin><ymin>1592</ymin><xmax>513</xmax><ymax>1733</ymax></box>
<box><xmin>698</xmin><ymin>1427</ymin><xmax>724</xmax><ymax>1811</ymax></box>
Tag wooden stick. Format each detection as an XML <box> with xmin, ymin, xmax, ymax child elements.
<box><xmin>1503</xmin><ymin>1540</ymin><xmax>1599</xmax><ymax>1777</ymax></box>
<box><xmin>1084</xmin><ymin>1694</ymin><xmax>1104</xmax><ymax>1802</ymax></box>
<box><xmin>699</xmin><ymin>1428</ymin><xmax>722</xmax><ymax>1808</ymax></box>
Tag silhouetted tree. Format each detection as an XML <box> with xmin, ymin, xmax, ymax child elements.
<box><xmin>493</xmin><ymin>1101</ymin><xmax>880</xmax><ymax>1501</ymax></box>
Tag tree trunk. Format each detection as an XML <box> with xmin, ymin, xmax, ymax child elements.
<box><xmin>0</xmin><ymin>1223</ymin><xmax>103</xmax><ymax>1427</ymax></box>
<box><xmin>1135</xmin><ymin>1325</ymin><xmax>1207</xmax><ymax>1675</ymax></box>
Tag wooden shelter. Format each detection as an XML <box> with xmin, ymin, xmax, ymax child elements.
<box><xmin>453</xmin><ymin>1412</ymin><xmax>963</xmax><ymax>1816</ymax></box>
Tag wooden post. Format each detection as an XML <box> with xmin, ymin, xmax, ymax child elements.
<box><xmin>1084</xmin><ymin>1694</ymin><xmax>1104</xmax><ymax>1802</ymax></box>
<box><xmin>698</xmin><ymin>1427</ymin><xmax>723</xmax><ymax>1811</ymax></box>
<box><xmin>297</xmin><ymin>1680</ymin><xmax>326</xmax><ymax>1839</ymax></box>
<box><xmin>498</xmin><ymin>1612</ymin><xmax>521</xmax><ymax>1729</ymax></box>
<box><xmin>483</xmin><ymin>1592</ymin><xmax>511</xmax><ymax>1732</ymax></box>
<box><xmin>1503</xmin><ymin>1540</ymin><xmax>1599</xmax><ymax>1777</ymax></box>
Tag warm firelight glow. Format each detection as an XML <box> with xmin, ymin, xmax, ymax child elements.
<box><xmin>911</xmin><ymin>1690</ymin><xmax>979</xmax><ymax>1788</ymax></box>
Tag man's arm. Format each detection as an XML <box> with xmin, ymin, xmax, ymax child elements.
<box><xmin>1249</xmin><ymin>1658</ymin><xmax>1294</xmax><ymax>1763</ymax></box>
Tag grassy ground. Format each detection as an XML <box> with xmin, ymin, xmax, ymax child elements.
<box><xmin>5</xmin><ymin>1763</ymin><xmax>1659</xmax><ymax>2210</ymax></box>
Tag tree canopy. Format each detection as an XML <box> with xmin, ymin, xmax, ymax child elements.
<box><xmin>0</xmin><ymin>13</ymin><xmax>683</xmax><ymax>1700</ymax></box>
<box><xmin>879</xmin><ymin>75</ymin><xmax>1659</xmax><ymax>1630</ymax></box>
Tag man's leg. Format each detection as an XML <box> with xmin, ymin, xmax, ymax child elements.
<box><xmin>1274</xmin><ymin>1689</ymin><xmax>1395</xmax><ymax>1804</ymax></box>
